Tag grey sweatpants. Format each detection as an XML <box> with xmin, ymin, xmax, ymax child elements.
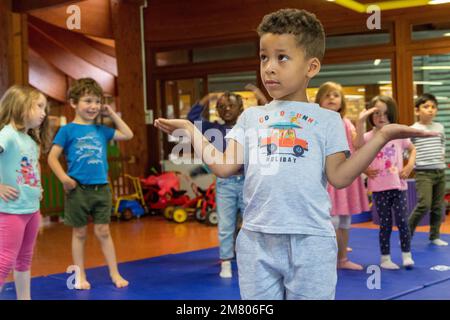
<box><xmin>236</xmin><ymin>229</ymin><xmax>337</xmax><ymax>300</ymax></box>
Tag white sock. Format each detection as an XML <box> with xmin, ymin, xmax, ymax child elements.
<box><xmin>380</xmin><ymin>255</ymin><xmax>400</xmax><ymax>270</ymax></box>
<box><xmin>431</xmin><ymin>239</ymin><xmax>448</xmax><ymax>246</ymax></box>
<box><xmin>220</xmin><ymin>260</ymin><xmax>232</xmax><ymax>278</ymax></box>
<box><xmin>402</xmin><ymin>252</ymin><xmax>415</xmax><ymax>268</ymax></box>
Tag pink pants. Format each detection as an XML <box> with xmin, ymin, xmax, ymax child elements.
<box><xmin>0</xmin><ymin>211</ymin><xmax>41</xmax><ymax>287</ymax></box>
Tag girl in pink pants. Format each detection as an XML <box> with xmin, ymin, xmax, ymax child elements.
<box><xmin>0</xmin><ymin>212</ymin><xmax>41</xmax><ymax>291</ymax></box>
<box><xmin>0</xmin><ymin>85</ymin><xmax>50</xmax><ymax>299</ymax></box>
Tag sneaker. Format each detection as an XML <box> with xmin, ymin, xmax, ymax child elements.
<box><xmin>380</xmin><ymin>255</ymin><xmax>400</xmax><ymax>270</ymax></box>
<box><xmin>402</xmin><ymin>252</ymin><xmax>415</xmax><ymax>269</ymax></box>
<box><xmin>431</xmin><ymin>239</ymin><xmax>448</xmax><ymax>246</ymax></box>
<box><xmin>220</xmin><ymin>261</ymin><xmax>232</xmax><ymax>278</ymax></box>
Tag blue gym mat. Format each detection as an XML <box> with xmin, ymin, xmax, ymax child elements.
<box><xmin>1</xmin><ymin>228</ymin><xmax>450</xmax><ymax>300</ymax></box>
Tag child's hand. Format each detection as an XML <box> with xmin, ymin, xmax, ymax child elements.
<box><xmin>364</xmin><ymin>167</ymin><xmax>379</xmax><ymax>179</ymax></box>
<box><xmin>379</xmin><ymin>124</ymin><xmax>439</xmax><ymax>142</ymax></box>
<box><xmin>0</xmin><ymin>184</ymin><xmax>19</xmax><ymax>202</ymax></box>
<box><xmin>358</xmin><ymin>107</ymin><xmax>378</xmax><ymax>123</ymax></box>
<box><xmin>154</xmin><ymin>118</ymin><xmax>193</xmax><ymax>135</ymax></box>
<box><xmin>62</xmin><ymin>177</ymin><xmax>77</xmax><ymax>193</ymax></box>
<box><xmin>245</xmin><ymin>83</ymin><xmax>268</xmax><ymax>105</ymax></box>
<box><xmin>400</xmin><ymin>164</ymin><xmax>413</xmax><ymax>179</ymax></box>
<box><xmin>101</xmin><ymin>104</ymin><xmax>114</xmax><ymax>117</ymax></box>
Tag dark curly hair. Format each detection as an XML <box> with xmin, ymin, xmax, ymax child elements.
<box><xmin>257</xmin><ymin>8</ymin><xmax>325</xmax><ymax>61</ymax></box>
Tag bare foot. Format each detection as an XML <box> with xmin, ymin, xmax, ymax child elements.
<box><xmin>111</xmin><ymin>274</ymin><xmax>129</xmax><ymax>288</ymax></box>
<box><xmin>347</xmin><ymin>247</ymin><xmax>353</xmax><ymax>252</ymax></box>
<box><xmin>74</xmin><ymin>278</ymin><xmax>91</xmax><ymax>290</ymax></box>
<box><xmin>337</xmin><ymin>258</ymin><xmax>363</xmax><ymax>271</ymax></box>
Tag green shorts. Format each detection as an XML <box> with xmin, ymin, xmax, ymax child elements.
<box><xmin>64</xmin><ymin>183</ymin><xmax>112</xmax><ymax>228</ymax></box>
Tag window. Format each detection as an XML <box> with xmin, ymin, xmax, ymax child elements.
<box><xmin>326</xmin><ymin>30</ymin><xmax>391</xmax><ymax>49</ymax></box>
<box><xmin>412</xmin><ymin>22</ymin><xmax>450</xmax><ymax>41</ymax></box>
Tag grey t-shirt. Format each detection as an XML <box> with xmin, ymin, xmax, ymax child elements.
<box><xmin>410</xmin><ymin>121</ymin><xmax>446</xmax><ymax>170</ymax></box>
<box><xmin>226</xmin><ymin>100</ymin><xmax>349</xmax><ymax>236</ymax></box>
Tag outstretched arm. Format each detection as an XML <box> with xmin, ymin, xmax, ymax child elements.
<box><xmin>326</xmin><ymin>124</ymin><xmax>437</xmax><ymax>189</ymax></box>
<box><xmin>154</xmin><ymin>118</ymin><xmax>243</xmax><ymax>178</ymax></box>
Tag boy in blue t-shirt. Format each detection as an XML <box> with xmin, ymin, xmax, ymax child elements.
<box><xmin>155</xmin><ymin>9</ymin><xmax>435</xmax><ymax>300</ymax></box>
<box><xmin>48</xmin><ymin>78</ymin><xmax>133</xmax><ymax>290</ymax></box>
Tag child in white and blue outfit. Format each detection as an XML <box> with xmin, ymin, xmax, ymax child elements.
<box><xmin>188</xmin><ymin>92</ymin><xmax>245</xmax><ymax>278</ymax></box>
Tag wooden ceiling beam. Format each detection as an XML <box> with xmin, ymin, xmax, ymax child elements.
<box><xmin>29</xmin><ymin>16</ymin><xmax>118</xmax><ymax>76</ymax></box>
<box><xmin>28</xmin><ymin>23</ymin><xmax>116</xmax><ymax>94</ymax></box>
<box><xmin>12</xmin><ymin>0</ymin><xmax>79</xmax><ymax>13</ymax></box>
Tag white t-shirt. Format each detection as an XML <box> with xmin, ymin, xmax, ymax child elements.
<box><xmin>226</xmin><ymin>100</ymin><xmax>349</xmax><ymax>236</ymax></box>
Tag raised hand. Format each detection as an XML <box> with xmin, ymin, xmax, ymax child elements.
<box><xmin>101</xmin><ymin>104</ymin><xmax>114</xmax><ymax>117</ymax></box>
<box><xmin>154</xmin><ymin>118</ymin><xmax>193</xmax><ymax>135</ymax></box>
<box><xmin>245</xmin><ymin>83</ymin><xmax>268</xmax><ymax>105</ymax></box>
<box><xmin>0</xmin><ymin>184</ymin><xmax>19</xmax><ymax>202</ymax></box>
<box><xmin>358</xmin><ymin>107</ymin><xmax>378</xmax><ymax>123</ymax></box>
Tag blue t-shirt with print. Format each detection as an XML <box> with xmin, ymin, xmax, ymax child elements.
<box><xmin>0</xmin><ymin>125</ymin><xmax>41</xmax><ymax>214</ymax></box>
<box><xmin>226</xmin><ymin>100</ymin><xmax>349</xmax><ymax>237</ymax></box>
<box><xmin>53</xmin><ymin>123</ymin><xmax>115</xmax><ymax>185</ymax></box>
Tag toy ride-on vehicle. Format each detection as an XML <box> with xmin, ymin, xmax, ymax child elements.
<box><xmin>171</xmin><ymin>180</ymin><xmax>218</xmax><ymax>226</ymax></box>
<box><xmin>141</xmin><ymin>171</ymin><xmax>190</xmax><ymax>217</ymax></box>
<box><xmin>111</xmin><ymin>174</ymin><xmax>147</xmax><ymax>221</ymax></box>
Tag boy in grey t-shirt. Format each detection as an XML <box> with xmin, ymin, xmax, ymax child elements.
<box><xmin>154</xmin><ymin>9</ymin><xmax>435</xmax><ymax>300</ymax></box>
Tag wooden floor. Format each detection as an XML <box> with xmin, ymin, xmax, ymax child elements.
<box><xmin>6</xmin><ymin>213</ymin><xmax>450</xmax><ymax>282</ymax></box>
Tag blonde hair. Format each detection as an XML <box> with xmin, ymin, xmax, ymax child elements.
<box><xmin>315</xmin><ymin>81</ymin><xmax>346</xmax><ymax>118</ymax></box>
<box><xmin>0</xmin><ymin>85</ymin><xmax>52</xmax><ymax>153</ymax></box>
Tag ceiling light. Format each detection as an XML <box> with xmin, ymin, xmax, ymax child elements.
<box><xmin>429</xmin><ymin>0</ymin><xmax>450</xmax><ymax>4</ymax></box>
<box><xmin>419</xmin><ymin>66</ymin><xmax>450</xmax><ymax>70</ymax></box>
<box><xmin>373</xmin><ymin>59</ymin><xmax>381</xmax><ymax>66</ymax></box>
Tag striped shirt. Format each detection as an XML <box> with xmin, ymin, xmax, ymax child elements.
<box><xmin>410</xmin><ymin>121</ymin><xmax>446</xmax><ymax>170</ymax></box>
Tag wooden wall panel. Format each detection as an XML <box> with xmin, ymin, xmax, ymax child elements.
<box><xmin>29</xmin><ymin>0</ymin><xmax>113</xmax><ymax>38</ymax></box>
<box><xmin>29</xmin><ymin>16</ymin><xmax>118</xmax><ymax>76</ymax></box>
<box><xmin>12</xmin><ymin>0</ymin><xmax>78</xmax><ymax>12</ymax></box>
<box><xmin>28</xmin><ymin>23</ymin><xmax>115</xmax><ymax>94</ymax></box>
<box><xmin>84</xmin><ymin>36</ymin><xmax>116</xmax><ymax>57</ymax></box>
<box><xmin>143</xmin><ymin>0</ymin><xmax>373</xmax><ymax>47</ymax></box>
<box><xmin>29</xmin><ymin>49</ymin><xmax>67</xmax><ymax>102</ymax></box>
<box><xmin>0</xmin><ymin>0</ymin><xmax>12</xmax><ymax>96</ymax></box>
<box><xmin>110</xmin><ymin>0</ymin><xmax>150</xmax><ymax>176</ymax></box>
<box><xmin>0</xmin><ymin>0</ymin><xmax>28</xmax><ymax>96</ymax></box>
